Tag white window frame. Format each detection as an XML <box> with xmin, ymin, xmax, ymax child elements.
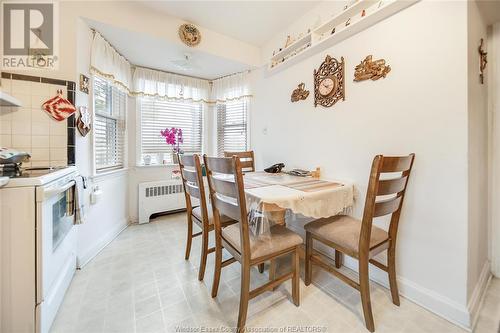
<box><xmin>216</xmin><ymin>97</ymin><xmax>250</xmax><ymax>157</ymax></box>
<box><xmin>136</xmin><ymin>97</ymin><xmax>205</xmax><ymax>166</ymax></box>
<box><xmin>91</xmin><ymin>76</ymin><xmax>127</xmax><ymax>175</ymax></box>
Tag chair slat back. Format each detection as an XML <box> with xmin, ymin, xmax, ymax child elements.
<box><xmin>178</xmin><ymin>154</ymin><xmax>209</xmax><ymax>224</ymax></box>
<box><xmin>204</xmin><ymin>155</ymin><xmax>251</xmax><ymax>262</ymax></box>
<box><xmin>224</xmin><ymin>151</ymin><xmax>255</xmax><ymax>173</ymax></box>
<box><xmin>360</xmin><ymin>154</ymin><xmax>415</xmax><ymax>254</ymax></box>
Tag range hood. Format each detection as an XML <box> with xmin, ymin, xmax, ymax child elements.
<box><xmin>0</xmin><ymin>90</ymin><xmax>22</xmax><ymax>107</ymax></box>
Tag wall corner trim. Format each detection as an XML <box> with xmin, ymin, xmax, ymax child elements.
<box><xmin>467</xmin><ymin>260</ymin><xmax>493</xmax><ymax>330</ymax></box>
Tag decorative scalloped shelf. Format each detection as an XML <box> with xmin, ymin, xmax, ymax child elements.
<box><xmin>268</xmin><ymin>0</ymin><xmax>419</xmax><ymax>74</ymax></box>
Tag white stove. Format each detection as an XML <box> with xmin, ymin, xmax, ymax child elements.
<box><xmin>0</xmin><ymin>166</ymin><xmax>78</xmax><ymax>187</ymax></box>
<box><xmin>0</xmin><ymin>165</ymin><xmax>79</xmax><ymax>333</ymax></box>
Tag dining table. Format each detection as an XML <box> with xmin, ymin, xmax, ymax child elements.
<box><xmin>235</xmin><ymin>171</ymin><xmax>355</xmax><ymax>237</ymax></box>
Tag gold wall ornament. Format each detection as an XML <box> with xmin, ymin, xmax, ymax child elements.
<box><xmin>353</xmin><ymin>55</ymin><xmax>391</xmax><ymax>82</ymax></box>
<box><xmin>479</xmin><ymin>38</ymin><xmax>488</xmax><ymax>84</ymax></box>
<box><xmin>179</xmin><ymin>23</ymin><xmax>201</xmax><ymax>47</ymax></box>
<box><xmin>314</xmin><ymin>55</ymin><xmax>345</xmax><ymax>108</ymax></box>
<box><xmin>291</xmin><ymin>83</ymin><xmax>310</xmax><ymax>102</ymax></box>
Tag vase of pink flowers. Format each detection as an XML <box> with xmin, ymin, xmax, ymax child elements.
<box><xmin>160</xmin><ymin>127</ymin><xmax>183</xmax><ymax>164</ymax></box>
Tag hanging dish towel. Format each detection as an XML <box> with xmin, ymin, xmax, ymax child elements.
<box><xmin>73</xmin><ymin>176</ymin><xmax>87</xmax><ymax>225</ymax></box>
<box><xmin>42</xmin><ymin>89</ymin><xmax>76</xmax><ymax>121</ymax></box>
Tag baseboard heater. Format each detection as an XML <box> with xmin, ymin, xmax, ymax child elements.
<box><xmin>138</xmin><ymin>180</ymin><xmax>194</xmax><ymax>224</ymax></box>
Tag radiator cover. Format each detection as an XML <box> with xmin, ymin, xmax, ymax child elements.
<box><xmin>138</xmin><ymin>180</ymin><xmax>188</xmax><ymax>224</ymax></box>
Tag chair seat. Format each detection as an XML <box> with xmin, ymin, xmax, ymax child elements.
<box><xmin>192</xmin><ymin>205</ymin><xmax>234</xmax><ymax>225</ymax></box>
<box><xmin>305</xmin><ymin>215</ymin><xmax>388</xmax><ymax>255</ymax></box>
<box><xmin>222</xmin><ymin>224</ymin><xmax>303</xmax><ymax>260</ymax></box>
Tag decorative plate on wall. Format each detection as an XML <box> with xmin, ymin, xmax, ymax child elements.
<box><xmin>179</xmin><ymin>23</ymin><xmax>201</xmax><ymax>47</ymax></box>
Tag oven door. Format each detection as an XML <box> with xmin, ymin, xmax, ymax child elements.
<box><xmin>35</xmin><ymin>178</ymin><xmax>77</xmax><ymax>333</ymax></box>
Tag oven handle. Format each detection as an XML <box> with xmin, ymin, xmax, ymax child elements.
<box><xmin>43</xmin><ymin>180</ymin><xmax>76</xmax><ymax>200</ymax></box>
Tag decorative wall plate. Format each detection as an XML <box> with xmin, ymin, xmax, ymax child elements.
<box><xmin>179</xmin><ymin>23</ymin><xmax>201</xmax><ymax>47</ymax></box>
<box><xmin>314</xmin><ymin>55</ymin><xmax>345</xmax><ymax>107</ymax></box>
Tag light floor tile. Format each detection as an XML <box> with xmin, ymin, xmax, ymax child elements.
<box><xmin>50</xmin><ymin>213</ymin><xmax>500</xmax><ymax>333</ymax></box>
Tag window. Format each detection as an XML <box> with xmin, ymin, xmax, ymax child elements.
<box><xmin>139</xmin><ymin>97</ymin><xmax>203</xmax><ymax>165</ymax></box>
<box><xmin>217</xmin><ymin>98</ymin><xmax>248</xmax><ymax>156</ymax></box>
<box><xmin>93</xmin><ymin>76</ymin><xmax>126</xmax><ymax>172</ymax></box>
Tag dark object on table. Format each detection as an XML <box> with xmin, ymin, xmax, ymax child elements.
<box><xmin>264</xmin><ymin>163</ymin><xmax>285</xmax><ymax>173</ymax></box>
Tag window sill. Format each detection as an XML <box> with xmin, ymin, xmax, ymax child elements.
<box><xmin>91</xmin><ymin>167</ymin><xmax>129</xmax><ymax>180</ymax></box>
<box><xmin>135</xmin><ymin>164</ymin><xmax>179</xmax><ymax>169</ymax></box>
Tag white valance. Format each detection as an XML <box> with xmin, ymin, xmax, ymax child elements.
<box><xmin>132</xmin><ymin>67</ymin><xmax>210</xmax><ymax>103</ymax></box>
<box><xmin>211</xmin><ymin>72</ymin><xmax>252</xmax><ymax>103</ymax></box>
<box><xmin>90</xmin><ymin>31</ymin><xmax>132</xmax><ymax>91</ymax></box>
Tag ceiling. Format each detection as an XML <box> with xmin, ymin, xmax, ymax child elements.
<box><xmin>87</xmin><ymin>19</ymin><xmax>253</xmax><ymax>80</ymax></box>
<box><xmin>140</xmin><ymin>1</ymin><xmax>320</xmax><ymax>46</ymax></box>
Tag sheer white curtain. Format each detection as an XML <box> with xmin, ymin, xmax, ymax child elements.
<box><xmin>211</xmin><ymin>72</ymin><xmax>252</xmax><ymax>102</ymax></box>
<box><xmin>132</xmin><ymin>67</ymin><xmax>210</xmax><ymax>102</ymax></box>
<box><xmin>90</xmin><ymin>31</ymin><xmax>132</xmax><ymax>92</ymax></box>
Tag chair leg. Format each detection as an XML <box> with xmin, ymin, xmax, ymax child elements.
<box><xmin>388</xmin><ymin>245</ymin><xmax>400</xmax><ymax>306</ymax></box>
<box><xmin>211</xmin><ymin>233</ymin><xmax>223</xmax><ymax>298</ymax></box>
<box><xmin>237</xmin><ymin>263</ymin><xmax>251</xmax><ymax>332</ymax></box>
<box><xmin>185</xmin><ymin>214</ymin><xmax>193</xmax><ymax>260</ymax></box>
<box><xmin>335</xmin><ymin>250</ymin><xmax>343</xmax><ymax>269</ymax></box>
<box><xmin>198</xmin><ymin>229</ymin><xmax>209</xmax><ymax>281</ymax></box>
<box><xmin>292</xmin><ymin>248</ymin><xmax>300</xmax><ymax>306</ymax></box>
<box><xmin>359</xmin><ymin>257</ymin><xmax>375</xmax><ymax>332</ymax></box>
<box><xmin>258</xmin><ymin>263</ymin><xmax>265</xmax><ymax>273</ymax></box>
<box><xmin>305</xmin><ymin>232</ymin><xmax>313</xmax><ymax>286</ymax></box>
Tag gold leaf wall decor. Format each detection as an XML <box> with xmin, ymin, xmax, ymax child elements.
<box><xmin>354</xmin><ymin>55</ymin><xmax>391</xmax><ymax>82</ymax></box>
<box><xmin>291</xmin><ymin>83</ymin><xmax>310</xmax><ymax>102</ymax></box>
<box><xmin>478</xmin><ymin>38</ymin><xmax>487</xmax><ymax>84</ymax></box>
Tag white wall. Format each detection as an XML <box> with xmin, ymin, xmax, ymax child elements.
<box><xmin>252</xmin><ymin>0</ymin><xmax>473</xmax><ymax>328</ymax></box>
<box><xmin>489</xmin><ymin>23</ymin><xmax>500</xmax><ymax>278</ymax></box>
<box><xmin>465</xmin><ymin>0</ymin><xmax>490</xmax><ymax>324</ymax></box>
<box><xmin>74</xmin><ymin>18</ymin><xmax>129</xmax><ymax>266</ymax></box>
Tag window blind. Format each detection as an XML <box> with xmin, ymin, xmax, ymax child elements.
<box><xmin>217</xmin><ymin>99</ymin><xmax>248</xmax><ymax>156</ymax></box>
<box><xmin>93</xmin><ymin>76</ymin><xmax>126</xmax><ymax>172</ymax></box>
<box><xmin>139</xmin><ymin>97</ymin><xmax>203</xmax><ymax>164</ymax></box>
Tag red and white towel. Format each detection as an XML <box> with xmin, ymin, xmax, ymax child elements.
<box><xmin>42</xmin><ymin>89</ymin><xmax>76</xmax><ymax>121</ymax></box>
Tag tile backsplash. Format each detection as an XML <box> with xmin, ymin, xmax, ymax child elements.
<box><xmin>0</xmin><ymin>74</ymin><xmax>76</xmax><ymax>167</ymax></box>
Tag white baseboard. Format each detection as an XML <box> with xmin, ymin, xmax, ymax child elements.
<box><xmin>468</xmin><ymin>261</ymin><xmax>492</xmax><ymax>330</ymax></box>
<box><xmin>342</xmin><ymin>256</ymin><xmax>472</xmax><ymax>331</ymax></box>
<box><xmin>77</xmin><ymin>218</ymin><xmax>129</xmax><ymax>268</ymax></box>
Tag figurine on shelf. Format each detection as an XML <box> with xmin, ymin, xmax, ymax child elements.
<box><xmin>284</xmin><ymin>35</ymin><xmax>292</xmax><ymax>48</ymax></box>
<box><xmin>273</xmin><ymin>50</ymin><xmax>276</xmax><ymax>56</ymax></box>
<box><xmin>331</xmin><ymin>27</ymin><xmax>336</xmax><ymax>35</ymax></box>
<box><xmin>345</xmin><ymin>18</ymin><xmax>351</xmax><ymax>26</ymax></box>
<box><xmin>361</xmin><ymin>9</ymin><xmax>366</xmax><ymax>17</ymax></box>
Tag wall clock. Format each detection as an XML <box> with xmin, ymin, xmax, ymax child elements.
<box><xmin>314</xmin><ymin>55</ymin><xmax>345</xmax><ymax>107</ymax></box>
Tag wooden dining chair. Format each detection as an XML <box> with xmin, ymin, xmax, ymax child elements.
<box><xmin>204</xmin><ymin>154</ymin><xmax>303</xmax><ymax>331</ymax></box>
<box><xmin>178</xmin><ymin>154</ymin><xmax>236</xmax><ymax>281</ymax></box>
<box><xmin>304</xmin><ymin>154</ymin><xmax>415</xmax><ymax>332</ymax></box>
<box><xmin>224</xmin><ymin>150</ymin><xmax>255</xmax><ymax>172</ymax></box>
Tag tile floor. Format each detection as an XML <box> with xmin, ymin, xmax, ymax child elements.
<box><xmin>475</xmin><ymin>278</ymin><xmax>500</xmax><ymax>333</ymax></box>
<box><xmin>51</xmin><ymin>213</ymin><xmax>495</xmax><ymax>333</ymax></box>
